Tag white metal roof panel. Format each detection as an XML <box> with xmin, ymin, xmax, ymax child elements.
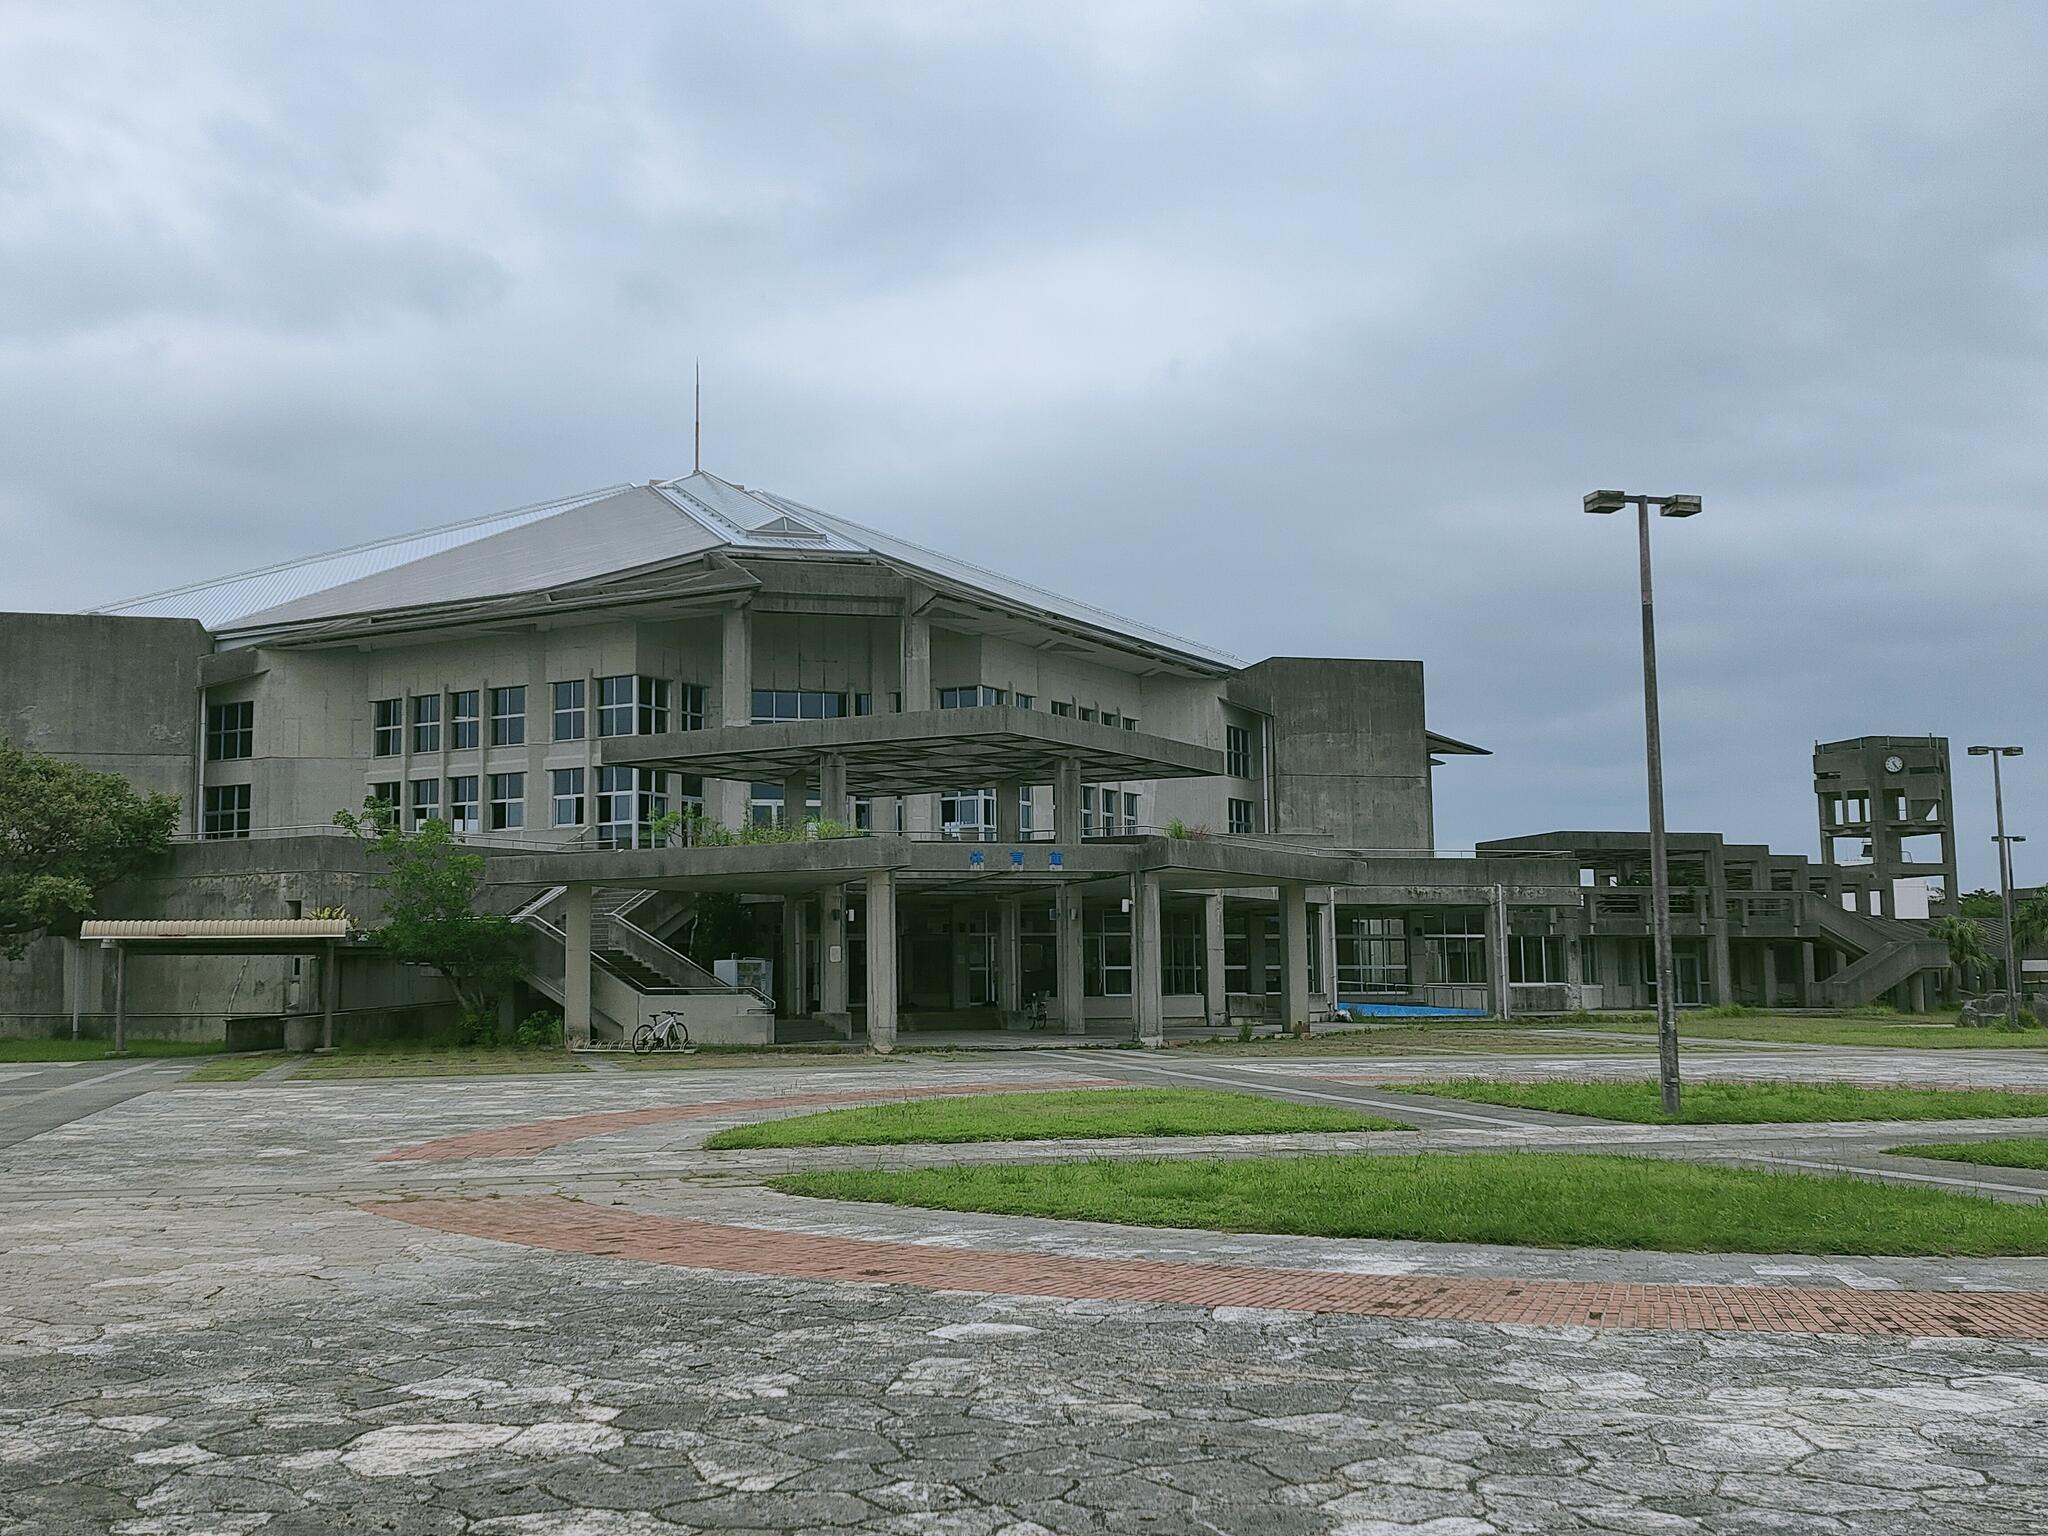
<box><xmin>80</xmin><ymin>918</ymin><xmax>354</xmax><ymax>939</ymax></box>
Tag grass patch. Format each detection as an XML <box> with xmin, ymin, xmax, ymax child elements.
<box><xmin>706</xmin><ymin>1087</ymin><xmax>1402</xmax><ymax>1149</ymax></box>
<box><xmin>0</xmin><ymin>1037</ymin><xmax>225</xmax><ymax>1062</ymax></box>
<box><xmin>1172</xmin><ymin>1026</ymin><xmax>1649</xmax><ymax>1056</ymax></box>
<box><xmin>1888</xmin><ymin>1139</ymin><xmax>2048</xmax><ymax>1171</ymax></box>
<box><xmin>772</xmin><ymin>1151</ymin><xmax>2048</xmax><ymax>1256</ymax></box>
<box><xmin>1407</xmin><ymin>1078</ymin><xmax>2048</xmax><ymax>1124</ymax></box>
<box><xmin>183</xmin><ymin>1055</ymin><xmax>285</xmax><ymax>1082</ymax></box>
<box><xmin>1558</xmin><ymin>1014</ymin><xmax>2045</xmax><ymax>1050</ymax></box>
<box><xmin>292</xmin><ymin>1046</ymin><xmax>587</xmax><ymax>1079</ymax></box>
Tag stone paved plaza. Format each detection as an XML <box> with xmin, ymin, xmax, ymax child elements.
<box><xmin>5</xmin><ymin>1044</ymin><xmax>2048</xmax><ymax>1533</ymax></box>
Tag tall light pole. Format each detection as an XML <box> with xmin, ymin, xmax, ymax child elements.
<box><xmin>1585</xmin><ymin>489</ymin><xmax>1701</xmax><ymax>1115</ymax></box>
<box><xmin>1967</xmin><ymin>744</ymin><xmax>2026</xmax><ymax>1031</ymax></box>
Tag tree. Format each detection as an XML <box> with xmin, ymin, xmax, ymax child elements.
<box><xmin>1959</xmin><ymin>888</ymin><xmax>2004</xmax><ymax>920</ymax></box>
<box><xmin>685</xmin><ymin>892</ymin><xmax>756</xmax><ymax>973</ymax></box>
<box><xmin>2014</xmin><ymin>893</ymin><xmax>2048</xmax><ymax>965</ymax></box>
<box><xmin>0</xmin><ymin>740</ymin><xmax>178</xmax><ymax>957</ymax></box>
<box><xmin>1927</xmin><ymin>914</ymin><xmax>1992</xmax><ymax>993</ymax></box>
<box><xmin>336</xmin><ymin>802</ymin><xmax>524</xmax><ymax>1021</ymax></box>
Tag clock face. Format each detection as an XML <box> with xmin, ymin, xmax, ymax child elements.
<box><xmin>1884</xmin><ymin>755</ymin><xmax>1905</xmax><ymax>773</ymax></box>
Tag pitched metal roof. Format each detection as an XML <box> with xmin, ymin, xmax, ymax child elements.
<box><xmin>83</xmin><ymin>471</ymin><xmax>1240</xmax><ymax>669</ymax></box>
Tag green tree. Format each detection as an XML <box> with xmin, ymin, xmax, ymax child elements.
<box><xmin>685</xmin><ymin>892</ymin><xmax>756</xmax><ymax>973</ymax></box>
<box><xmin>0</xmin><ymin>740</ymin><xmax>178</xmax><ymax>957</ymax></box>
<box><xmin>1959</xmin><ymin>888</ymin><xmax>2004</xmax><ymax>920</ymax></box>
<box><xmin>1927</xmin><ymin>914</ymin><xmax>1992</xmax><ymax>991</ymax></box>
<box><xmin>2014</xmin><ymin>893</ymin><xmax>2048</xmax><ymax>964</ymax></box>
<box><xmin>335</xmin><ymin>802</ymin><xmax>524</xmax><ymax>1021</ymax></box>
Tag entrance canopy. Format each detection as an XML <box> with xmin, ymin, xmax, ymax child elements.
<box><xmin>600</xmin><ymin>705</ymin><xmax>1225</xmax><ymax>793</ymax></box>
<box><xmin>79</xmin><ymin>918</ymin><xmax>356</xmax><ymax>955</ymax></box>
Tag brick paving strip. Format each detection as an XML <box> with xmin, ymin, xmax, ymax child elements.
<box><xmin>370</xmin><ymin>1192</ymin><xmax>2048</xmax><ymax>1341</ymax></box>
<box><xmin>377</xmin><ymin>1077</ymin><xmax>1114</xmax><ymax>1162</ymax></box>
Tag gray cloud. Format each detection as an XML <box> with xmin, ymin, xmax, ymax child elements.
<box><xmin>1</xmin><ymin>0</ymin><xmax>2042</xmax><ymax>886</ymax></box>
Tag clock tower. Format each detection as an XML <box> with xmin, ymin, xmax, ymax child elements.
<box><xmin>1812</xmin><ymin>735</ymin><xmax>1958</xmax><ymax>918</ymax></box>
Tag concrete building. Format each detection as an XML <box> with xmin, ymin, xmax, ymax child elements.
<box><xmin>1813</xmin><ymin>735</ymin><xmax>1957</xmax><ymax>919</ymax></box>
<box><xmin>0</xmin><ymin>471</ymin><xmax>1948</xmax><ymax>1047</ymax></box>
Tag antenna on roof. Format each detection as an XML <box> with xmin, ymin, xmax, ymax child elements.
<box><xmin>693</xmin><ymin>359</ymin><xmax>702</xmax><ymax>475</ymax></box>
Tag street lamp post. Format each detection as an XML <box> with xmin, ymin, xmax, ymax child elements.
<box><xmin>1967</xmin><ymin>744</ymin><xmax>2026</xmax><ymax>1032</ymax></box>
<box><xmin>1585</xmin><ymin>489</ymin><xmax>1701</xmax><ymax>1115</ymax></box>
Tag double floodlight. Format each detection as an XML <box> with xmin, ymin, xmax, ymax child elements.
<box><xmin>1968</xmin><ymin>745</ymin><xmax>2025</xmax><ymax>758</ymax></box>
<box><xmin>1583</xmin><ymin>489</ymin><xmax>1704</xmax><ymax>517</ymax></box>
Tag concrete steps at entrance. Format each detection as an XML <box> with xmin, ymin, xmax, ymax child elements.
<box><xmin>1804</xmin><ymin>897</ymin><xmax>1948</xmax><ymax>1008</ymax></box>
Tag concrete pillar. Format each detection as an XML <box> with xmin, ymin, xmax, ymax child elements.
<box><xmin>1132</xmin><ymin>872</ymin><xmax>1163</xmax><ymax>1048</ymax></box>
<box><xmin>1482</xmin><ymin>890</ymin><xmax>1508</xmax><ymax>1019</ymax></box>
<box><xmin>781</xmin><ymin>771</ymin><xmax>810</xmax><ymax>830</ymax></box>
<box><xmin>717</xmin><ymin>603</ymin><xmax>753</xmax><ymax>828</ymax></box>
<box><xmin>1054</xmin><ymin>757</ymin><xmax>1084</xmax><ymax>843</ymax></box>
<box><xmin>821</xmin><ymin>889</ymin><xmax>849</xmax><ymax>1025</ymax></box>
<box><xmin>1799</xmin><ymin>940</ymin><xmax>1817</xmax><ymax>1007</ymax></box>
<box><xmin>1316</xmin><ymin>897</ymin><xmax>1340</xmax><ymax>1014</ymax></box>
<box><xmin>1202</xmin><ymin>893</ymin><xmax>1227</xmax><ymax>1026</ymax></box>
<box><xmin>1709</xmin><ymin>920</ymin><xmax>1733</xmax><ymax>1006</ymax></box>
<box><xmin>949</xmin><ymin>902</ymin><xmax>972</xmax><ymax>1009</ymax></box>
<box><xmin>1281</xmin><ymin>883</ymin><xmax>1311</xmax><ymax>1036</ymax></box>
<box><xmin>563</xmin><ymin>884</ymin><xmax>593</xmax><ymax>1047</ymax></box>
<box><xmin>819</xmin><ymin>754</ymin><xmax>849</xmax><ymax>828</ymax></box>
<box><xmin>1056</xmin><ymin>883</ymin><xmax>1085</xmax><ymax>1034</ymax></box>
<box><xmin>781</xmin><ymin>896</ymin><xmax>806</xmax><ymax>1016</ymax></box>
<box><xmin>111</xmin><ymin>943</ymin><xmax>127</xmax><ymax>1057</ymax></box>
<box><xmin>1908</xmin><ymin>970</ymin><xmax>1927</xmax><ymax>1015</ymax></box>
<box><xmin>321</xmin><ymin>944</ymin><xmax>336</xmax><ymax>1052</ymax></box>
<box><xmin>864</xmin><ymin>871</ymin><xmax>897</xmax><ymax>1053</ymax></box>
<box><xmin>998</xmin><ymin>896</ymin><xmax>1022</xmax><ymax>1018</ymax></box>
<box><xmin>1761</xmin><ymin>944</ymin><xmax>1778</xmax><ymax>1011</ymax></box>
<box><xmin>995</xmin><ymin>778</ymin><xmax>1023</xmax><ymax>843</ymax></box>
<box><xmin>900</xmin><ymin>603</ymin><xmax>936</xmax><ymax>838</ymax></box>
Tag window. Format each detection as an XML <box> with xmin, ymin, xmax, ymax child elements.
<box><xmin>410</xmin><ymin>778</ymin><xmax>440</xmax><ymax>827</ymax></box>
<box><xmin>1102</xmin><ymin>711</ymin><xmax>1120</xmax><ymax>729</ymax></box>
<box><xmin>406</xmin><ymin>694</ymin><xmax>438</xmax><ymax>753</ymax></box>
<box><xmin>205</xmin><ymin>701</ymin><xmax>253</xmax><ymax>761</ymax></box>
<box><xmin>598</xmin><ymin>675</ymin><xmax>686</xmax><ymax>736</ymax></box>
<box><xmin>937</xmin><ymin>685</ymin><xmax>1006</xmax><ymax>710</ymax></box>
<box><xmin>1019</xmin><ymin>786</ymin><xmax>1034</xmax><ymax>836</ymax></box>
<box><xmin>1339</xmin><ymin>916</ymin><xmax>1409</xmax><ymax>995</ymax></box>
<box><xmin>1228</xmin><ymin>798</ymin><xmax>1255</xmax><ymax>835</ymax></box>
<box><xmin>488</xmin><ymin>772</ymin><xmax>525</xmax><ymax>831</ymax></box>
<box><xmin>552</xmin><ymin>680</ymin><xmax>586</xmax><ymax>741</ymax></box>
<box><xmin>201</xmin><ymin>784</ymin><xmax>250</xmax><ymax>839</ymax></box>
<box><xmin>1082</xmin><ymin>786</ymin><xmax>1097</xmax><ymax>836</ymax></box>
<box><xmin>1123</xmin><ymin>717</ymin><xmax>1138</xmax><ymax>732</ymax></box>
<box><xmin>372</xmin><ymin>698</ymin><xmax>402</xmax><ymax>757</ymax></box>
<box><xmin>1084</xmin><ymin>907</ymin><xmax>1132</xmax><ymax>997</ymax></box>
<box><xmin>367</xmin><ymin>781</ymin><xmax>400</xmax><ymax>813</ymax></box>
<box><xmin>1414</xmin><ymin>912</ymin><xmax>1487</xmax><ymax>985</ymax></box>
<box><xmin>1077</xmin><ymin>707</ymin><xmax>1096</xmax><ymax>724</ymax></box>
<box><xmin>551</xmin><ymin>767</ymin><xmax>585</xmax><ymax>827</ymax></box>
<box><xmin>598</xmin><ymin>766</ymin><xmax>673</xmax><ymax>847</ymax></box>
<box><xmin>853</xmin><ymin>693</ymin><xmax>872</xmax><ymax>716</ymax></box>
<box><xmin>1226</xmin><ymin>724</ymin><xmax>1253</xmax><ymax>778</ymax></box>
<box><xmin>450</xmin><ymin>691</ymin><xmax>480</xmax><ymax>750</ymax></box>
<box><xmin>1014</xmin><ymin>693</ymin><xmax>1034</xmax><ymax>711</ymax></box>
<box><xmin>1050</xmin><ymin>701</ymin><xmax>1073</xmax><ymax>718</ymax></box>
<box><xmin>1123</xmin><ymin>792</ymin><xmax>1139</xmax><ymax>833</ymax></box>
<box><xmin>1162</xmin><ymin>909</ymin><xmax>1203</xmax><ymax>995</ymax></box>
<box><xmin>1580</xmin><ymin>939</ymin><xmax>1600</xmax><ymax>987</ymax></box>
<box><xmin>752</xmin><ymin>689</ymin><xmax>845</xmax><ymax>723</ymax></box>
<box><xmin>448</xmin><ymin>775</ymin><xmax>480</xmax><ymax>833</ymax></box>
<box><xmin>1509</xmin><ymin>935</ymin><xmax>1566</xmax><ymax>985</ymax></box>
<box><xmin>489</xmin><ymin>686</ymin><xmax>525</xmax><ymax>747</ymax></box>
<box><xmin>940</xmin><ymin>789</ymin><xmax>995</xmax><ymax>840</ymax></box>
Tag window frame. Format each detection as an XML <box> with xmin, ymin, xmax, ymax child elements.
<box><xmin>489</xmin><ymin>686</ymin><xmax>526</xmax><ymax>747</ymax></box>
<box><xmin>551</xmin><ymin>679</ymin><xmax>586</xmax><ymax>742</ymax></box>
<box><xmin>200</xmin><ymin>783</ymin><xmax>251</xmax><ymax>840</ymax></box>
<box><xmin>372</xmin><ymin>698</ymin><xmax>403</xmax><ymax>757</ymax></box>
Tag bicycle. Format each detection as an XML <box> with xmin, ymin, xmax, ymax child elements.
<box><xmin>1021</xmin><ymin>991</ymin><xmax>1050</xmax><ymax>1027</ymax></box>
<box><xmin>632</xmin><ymin>1010</ymin><xmax>696</xmax><ymax>1055</ymax></box>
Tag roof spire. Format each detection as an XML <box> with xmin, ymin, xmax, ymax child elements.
<box><xmin>693</xmin><ymin>359</ymin><xmax>701</xmax><ymax>475</ymax></box>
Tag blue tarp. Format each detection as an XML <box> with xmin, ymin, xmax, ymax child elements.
<box><xmin>1335</xmin><ymin>1000</ymin><xmax>1489</xmax><ymax>1019</ymax></box>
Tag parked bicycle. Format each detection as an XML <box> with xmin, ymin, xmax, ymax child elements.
<box><xmin>632</xmin><ymin>1010</ymin><xmax>696</xmax><ymax>1055</ymax></box>
<box><xmin>1022</xmin><ymin>991</ymin><xmax>1050</xmax><ymax>1027</ymax></box>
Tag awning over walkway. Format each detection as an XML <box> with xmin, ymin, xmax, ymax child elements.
<box><xmin>81</xmin><ymin>919</ymin><xmax>354</xmax><ymax>942</ymax></box>
<box><xmin>600</xmin><ymin>705</ymin><xmax>1225</xmax><ymax>792</ymax></box>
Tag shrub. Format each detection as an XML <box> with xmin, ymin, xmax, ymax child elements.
<box><xmin>514</xmin><ymin>1010</ymin><xmax>564</xmax><ymax>1049</ymax></box>
<box><xmin>454</xmin><ymin>1010</ymin><xmax>499</xmax><ymax>1048</ymax></box>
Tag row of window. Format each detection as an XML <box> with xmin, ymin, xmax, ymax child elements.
<box><xmin>363</xmin><ymin>767</ymin><xmax>699</xmax><ymax>843</ymax></box>
<box><xmin>371</xmin><ymin>676</ymin><xmax>698</xmax><ymax>758</ymax></box>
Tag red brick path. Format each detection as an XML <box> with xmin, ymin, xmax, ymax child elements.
<box><xmin>379</xmin><ymin>1078</ymin><xmax>1111</xmax><ymax>1163</ymax></box>
<box><xmin>371</xmin><ymin>1193</ymin><xmax>2048</xmax><ymax>1340</ymax></box>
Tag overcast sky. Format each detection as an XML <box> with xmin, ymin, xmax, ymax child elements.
<box><xmin>2</xmin><ymin>2</ymin><xmax>2042</xmax><ymax>887</ymax></box>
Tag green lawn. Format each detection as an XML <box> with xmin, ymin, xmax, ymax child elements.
<box><xmin>183</xmin><ymin>1055</ymin><xmax>285</xmax><ymax>1082</ymax></box>
<box><xmin>292</xmin><ymin>1047</ymin><xmax>588</xmax><ymax>1078</ymax></box>
<box><xmin>772</xmin><ymin>1152</ymin><xmax>2048</xmax><ymax>1256</ymax></box>
<box><xmin>1563</xmin><ymin>1015</ymin><xmax>2047</xmax><ymax>1051</ymax></box>
<box><xmin>706</xmin><ymin>1087</ymin><xmax>1402</xmax><ymax>1149</ymax></box>
<box><xmin>1888</xmin><ymin>1139</ymin><xmax>2048</xmax><ymax>1172</ymax></box>
<box><xmin>1407</xmin><ymin>1079</ymin><xmax>2048</xmax><ymax>1125</ymax></box>
<box><xmin>0</xmin><ymin>1037</ymin><xmax>225</xmax><ymax>1062</ymax></box>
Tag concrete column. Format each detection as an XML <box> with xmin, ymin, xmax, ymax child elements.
<box><xmin>1203</xmin><ymin>893</ymin><xmax>1227</xmax><ymax>1027</ymax></box>
<box><xmin>111</xmin><ymin>943</ymin><xmax>127</xmax><ymax>1057</ymax></box>
<box><xmin>1056</xmin><ymin>883</ymin><xmax>1085</xmax><ymax>1034</ymax></box>
<box><xmin>818</xmin><ymin>754</ymin><xmax>849</xmax><ymax>827</ymax></box>
<box><xmin>1053</xmin><ymin>757</ymin><xmax>1084</xmax><ymax>843</ymax></box>
<box><xmin>1482</xmin><ymin>892</ymin><xmax>1505</xmax><ymax>1018</ymax></box>
<box><xmin>900</xmin><ymin>604</ymin><xmax>936</xmax><ymax>837</ymax></box>
<box><xmin>821</xmin><ymin>889</ymin><xmax>849</xmax><ymax>1026</ymax></box>
<box><xmin>1132</xmin><ymin>872</ymin><xmax>1163</xmax><ymax>1048</ymax></box>
<box><xmin>562</xmin><ymin>884</ymin><xmax>593</xmax><ymax>1046</ymax></box>
<box><xmin>717</xmin><ymin>603</ymin><xmax>753</xmax><ymax>828</ymax></box>
<box><xmin>949</xmin><ymin>903</ymin><xmax>972</xmax><ymax>1009</ymax></box>
<box><xmin>782</xmin><ymin>771</ymin><xmax>810</xmax><ymax>830</ymax></box>
<box><xmin>1316</xmin><ymin>896</ymin><xmax>1340</xmax><ymax>1014</ymax></box>
<box><xmin>1799</xmin><ymin>941</ymin><xmax>1817</xmax><ymax>1007</ymax></box>
<box><xmin>864</xmin><ymin>871</ymin><xmax>897</xmax><ymax>1052</ymax></box>
<box><xmin>781</xmin><ymin>896</ymin><xmax>806</xmax><ymax>1016</ymax></box>
<box><xmin>1761</xmin><ymin>944</ymin><xmax>1779</xmax><ymax>1011</ymax></box>
<box><xmin>321</xmin><ymin>944</ymin><xmax>336</xmax><ymax>1052</ymax></box>
<box><xmin>998</xmin><ymin>896</ymin><xmax>1022</xmax><ymax>1018</ymax></box>
<box><xmin>1709</xmin><ymin>920</ymin><xmax>1733</xmax><ymax>1006</ymax></box>
<box><xmin>1908</xmin><ymin>970</ymin><xmax>1927</xmax><ymax>1015</ymax></box>
<box><xmin>1281</xmin><ymin>883</ymin><xmax>1311</xmax><ymax>1036</ymax></box>
<box><xmin>995</xmin><ymin>778</ymin><xmax>1023</xmax><ymax>842</ymax></box>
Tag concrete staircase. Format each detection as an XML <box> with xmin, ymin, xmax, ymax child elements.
<box><xmin>1804</xmin><ymin>896</ymin><xmax>1949</xmax><ymax>1008</ymax></box>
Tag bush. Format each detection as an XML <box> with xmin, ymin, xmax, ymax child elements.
<box><xmin>454</xmin><ymin>1010</ymin><xmax>499</xmax><ymax>1047</ymax></box>
<box><xmin>514</xmin><ymin>1010</ymin><xmax>564</xmax><ymax>1050</ymax></box>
